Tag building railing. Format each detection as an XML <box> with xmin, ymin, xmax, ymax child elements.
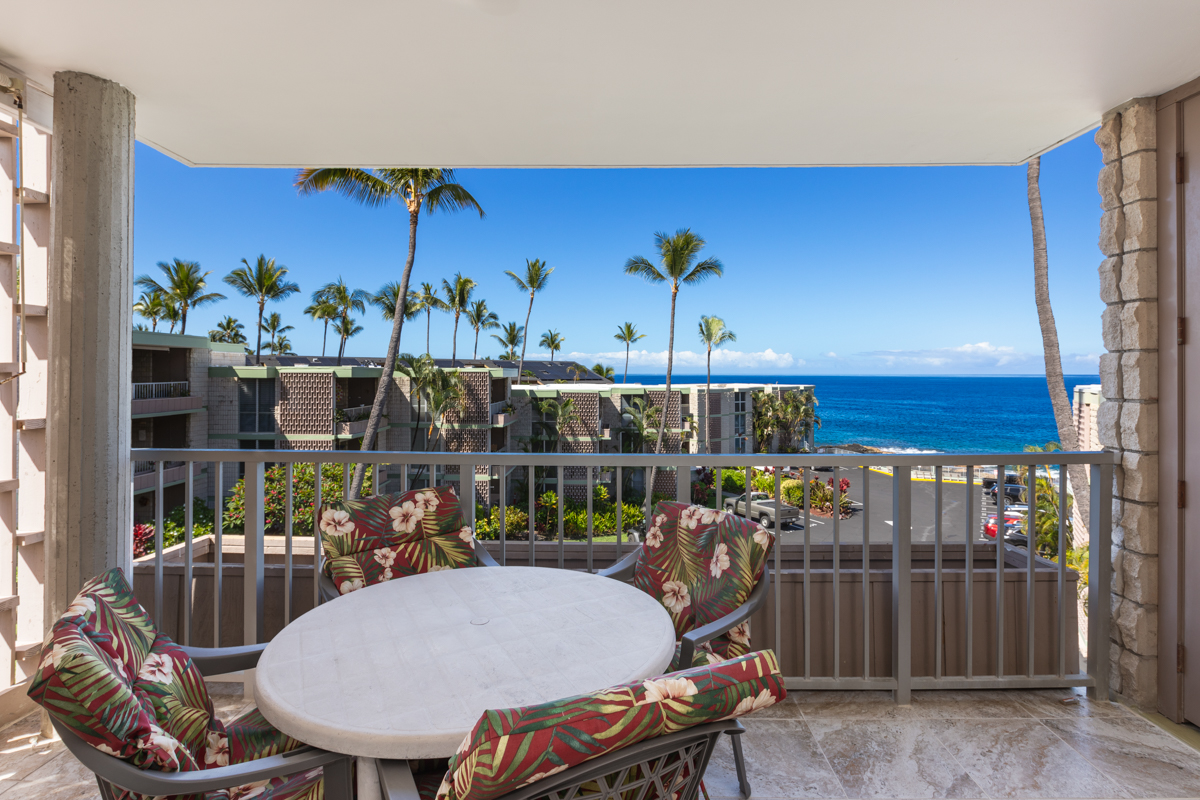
<box><xmin>335</xmin><ymin>404</ymin><xmax>372</xmax><ymax>423</ymax></box>
<box><xmin>129</xmin><ymin>447</ymin><xmax>1116</xmax><ymax>703</ymax></box>
<box><xmin>133</xmin><ymin>381</ymin><xmax>189</xmax><ymax>400</ymax></box>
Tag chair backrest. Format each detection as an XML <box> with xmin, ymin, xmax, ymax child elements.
<box><xmin>435</xmin><ymin>650</ymin><xmax>785</xmax><ymax>800</ymax></box>
<box><xmin>633</xmin><ymin>501</ymin><xmax>775</xmax><ymax>661</ymax></box>
<box><xmin>320</xmin><ymin>484</ymin><xmax>478</xmax><ymax>595</ymax></box>
<box><xmin>27</xmin><ymin>569</ymin><xmax>220</xmax><ymax>775</ymax></box>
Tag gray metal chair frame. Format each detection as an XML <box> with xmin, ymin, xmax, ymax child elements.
<box><xmin>376</xmin><ymin>719</ymin><xmax>746</xmax><ymax>800</ymax></box>
<box><xmin>49</xmin><ymin>643</ymin><xmax>355</xmax><ymax>800</ymax></box>
<box><xmin>598</xmin><ymin>546</ymin><xmax>769</xmax><ymax>799</ymax></box>
<box><xmin>318</xmin><ymin>545</ymin><xmax>499</xmax><ymax>602</ymax></box>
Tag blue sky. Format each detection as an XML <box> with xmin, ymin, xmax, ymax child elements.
<box><xmin>134</xmin><ymin>133</ymin><xmax>1105</xmax><ymax>376</ymax></box>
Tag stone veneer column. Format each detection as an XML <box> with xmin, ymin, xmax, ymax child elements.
<box><xmin>44</xmin><ymin>72</ymin><xmax>135</xmax><ymax>623</ymax></box>
<box><xmin>1095</xmin><ymin>99</ymin><xmax>1160</xmax><ymax>708</ymax></box>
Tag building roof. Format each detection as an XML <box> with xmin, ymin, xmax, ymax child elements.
<box><xmin>6</xmin><ymin>2</ymin><xmax>1200</xmax><ymax>168</ymax></box>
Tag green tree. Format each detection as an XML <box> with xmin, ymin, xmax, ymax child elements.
<box><xmin>698</xmin><ymin>315</ymin><xmax>736</xmax><ymax>453</ymax></box>
<box><xmin>135</xmin><ymin>259</ymin><xmax>225</xmax><ymax>336</ymax></box>
<box><xmin>161</xmin><ymin>301</ymin><xmax>182</xmax><ymax>334</ymax></box>
<box><xmin>260</xmin><ymin>311</ymin><xmax>294</xmax><ymax>355</ymax></box>
<box><xmin>591</xmin><ymin>363</ymin><xmax>615</xmax><ymax>381</ymax></box>
<box><xmin>222</xmin><ymin>255</ymin><xmax>299</xmax><ymax>365</ymax></box>
<box><xmin>625</xmin><ymin>229</ymin><xmax>723</xmax><ymax>491</ymax></box>
<box><xmin>333</xmin><ymin>315</ymin><xmax>363</xmax><ymax>354</ymax></box>
<box><xmin>613</xmin><ymin>322</ymin><xmax>646</xmax><ymax>384</ymax></box>
<box><xmin>492</xmin><ymin>322</ymin><xmax>524</xmax><ymax>362</ymax></box>
<box><xmin>303</xmin><ymin>298</ymin><xmax>339</xmax><ymax>357</ymax></box>
<box><xmin>414</xmin><ymin>281</ymin><xmax>448</xmax><ymax>357</ymax></box>
<box><xmin>295</xmin><ymin>167</ymin><xmax>484</xmax><ymax>498</ymax></box>
<box><xmin>505</xmin><ymin>259</ymin><xmax>554</xmax><ymax>383</ymax></box>
<box><xmin>465</xmin><ymin>299</ymin><xmax>499</xmax><ymax>360</ymax></box>
<box><xmin>369</xmin><ymin>281</ymin><xmax>422</xmax><ymax>327</ymax></box>
<box><xmin>535</xmin><ymin>397</ymin><xmax>580</xmax><ymax>454</ymax></box>
<box><xmin>273</xmin><ymin>334</ymin><xmax>296</xmax><ymax>356</ymax></box>
<box><xmin>314</xmin><ymin>278</ymin><xmax>369</xmax><ymax>365</ymax></box>
<box><xmin>539</xmin><ymin>329</ymin><xmax>564</xmax><ymax>362</ymax></box>
<box><xmin>441</xmin><ymin>272</ymin><xmax>477</xmax><ymax>362</ymax></box>
<box><xmin>209</xmin><ymin>315</ymin><xmax>247</xmax><ymax>344</ymax></box>
<box><xmin>133</xmin><ymin>291</ymin><xmax>167</xmax><ymax>332</ymax></box>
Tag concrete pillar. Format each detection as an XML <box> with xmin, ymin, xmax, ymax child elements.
<box><xmin>44</xmin><ymin>72</ymin><xmax>135</xmax><ymax>623</ymax></box>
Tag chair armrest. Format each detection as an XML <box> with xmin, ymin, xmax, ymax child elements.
<box><xmin>476</xmin><ymin>543</ymin><xmax>501</xmax><ymax>567</ymax></box>
<box><xmin>597</xmin><ymin>547</ymin><xmax>641</xmax><ymax>580</ymax></box>
<box><xmin>319</xmin><ymin>571</ymin><xmax>341</xmax><ymax>604</ymax></box>
<box><xmin>377</xmin><ymin>759</ymin><xmax>424</xmax><ymax>800</ymax></box>
<box><xmin>178</xmin><ymin>643</ymin><xmax>266</xmax><ymax>676</ymax></box>
<box><xmin>678</xmin><ymin>567</ymin><xmax>770</xmax><ymax>669</ymax></box>
<box><xmin>52</xmin><ymin>719</ymin><xmax>349</xmax><ymax>797</ymax></box>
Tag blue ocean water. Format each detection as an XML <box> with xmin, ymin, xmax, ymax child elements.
<box><xmin>625</xmin><ymin>374</ymin><xmax>1101</xmax><ymax>454</ymax></box>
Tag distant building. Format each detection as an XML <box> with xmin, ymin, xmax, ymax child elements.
<box><xmin>1073</xmin><ymin>383</ymin><xmax>1103</xmax><ymax>452</ymax></box>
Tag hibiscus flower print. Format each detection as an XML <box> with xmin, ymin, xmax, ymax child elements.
<box><xmin>645</xmin><ymin>526</ymin><xmax>663</xmax><ymax>548</ymax></box>
<box><xmin>41</xmin><ymin>641</ymin><xmax>71</xmax><ymax>671</ymax></box>
<box><xmin>138</xmin><ymin>723</ymin><xmax>184</xmax><ymax>770</ymax></box>
<box><xmin>320</xmin><ymin>508</ymin><xmax>355</xmax><ymax>536</ymax></box>
<box><xmin>389</xmin><ymin>501</ymin><xmax>424</xmax><ymax>534</ymax></box>
<box><xmin>699</xmin><ymin>508</ymin><xmax>726</xmax><ymax>526</ymax></box>
<box><xmin>522</xmin><ymin>763</ymin><xmax>569</xmax><ymax>786</ymax></box>
<box><xmin>427</xmin><ymin>565</ymin><xmax>453</xmax><ymax>572</ymax></box>
<box><xmin>710</xmin><ymin>542</ymin><xmax>730</xmax><ymax>578</ymax></box>
<box><xmin>204</xmin><ymin>731</ymin><xmax>230</xmax><ymax>767</ymax></box>
<box><xmin>137</xmin><ymin>652</ymin><xmax>174</xmax><ymax>684</ymax></box>
<box><xmin>61</xmin><ymin>596</ymin><xmax>95</xmax><ymax>620</ymax></box>
<box><xmin>339</xmin><ymin>578</ymin><xmax>364</xmax><ymax>594</ymax></box>
<box><xmin>661</xmin><ymin>580</ymin><xmax>691</xmax><ymax>614</ymax></box>
<box><xmin>679</xmin><ymin>506</ymin><xmax>703</xmax><ymax>530</ymax></box>
<box><xmin>228</xmin><ymin>780</ymin><xmax>270</xmax><ymax>800</ymax></box>
<box><xmin>459</xmin><ymin>527</ymin><xmax>475</xmax><ymax>548</ymax></box>
<box><xmin>374</xmin><ymin>548</ymin><xmax>397</xmax><ymax>580</ymax></box>
<box><xmin>753</xmin><ymin>525</ymin><xmax>772</xmax><ymax>549</ymax></box>
<box><xmin>729</xmin><ymin>620</ymin><xmax>751</xmax><ymax>645</ymax></box>
<box><xmin>413</xmin><ymin>490</ymin><xmax>440</xmax><ymax>512</ymax></box>
<box><xmin>726</xmin><ymin>688</ymin><xmax>778</xmax><ymax>718</ymax></box>
<box><xmin>639</xmin><ymin>677</ymin><xmax>699</xmax><ymax>705</ymax></box>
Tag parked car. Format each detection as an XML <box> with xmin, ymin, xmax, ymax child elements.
<box><xmin>724</xmin><ymin>492</ymin><xmax>802</xmax><ymax>529</ymax></box>
<box><xmin>984</xmin><ymin>510</ymin><xmax>1027</xmax><ymax>546</ymax></box>
<box><xmin>981</xmin><ymin>472</ymin><xmax>1022</xmax><ymax>492</ymax></box>
<box><xmin>989</xmin><ymin>481</ymin><xmax>1025</xmax><ymax>504</ymax></box>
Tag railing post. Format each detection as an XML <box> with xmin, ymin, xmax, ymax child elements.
<box><xmin>243</xmin><ymin>461</ymin><xmax>266</xmax><ymax>698</ymax></box>
<box><xmin>1087</xmin><ymin>461</ymin><xmax>1113</xmax><ymax>701</ymax></box>
<box><xmin>892</xmin><ymin>465</ymin><xmax>912</xmax><ymax>704</ymax></box>
<box><xmin>676</xmin><ymin>464</ymin><xmax>689</xmax><ymax>503</ymax></box>
<box><xmin>461</xmin><ymin>463</ymin><xmax>476</xmax><ymax>531</ymax></box>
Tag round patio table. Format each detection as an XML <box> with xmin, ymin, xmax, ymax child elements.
<box><xmin>254</xmin><ymin>565</ymin><xmax>676</xmax><ymax>760</ymax></box>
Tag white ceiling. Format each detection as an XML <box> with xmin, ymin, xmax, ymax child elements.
<box><xmin>3</xmin><ymin>1</ymin><xmax>1200</xmax><ymax>168</ymax></box>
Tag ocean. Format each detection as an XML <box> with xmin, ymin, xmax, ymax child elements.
<box><xmin>624</xmin><ymin>374</ymin><xmax>1101</xmax><ymax>454</ymax></box>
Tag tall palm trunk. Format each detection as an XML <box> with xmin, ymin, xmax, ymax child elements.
<box><xmin>425</xmin><ymin>309</ymin><xmax>433</xmax><ymax>356</ymax></box>
<box><xmin>623</xmin><ymin>344</ymin><xmax>631</xmax><ymax>384</ymax></box>
<box><xmin>451</xmin><ymin>312</ymin><xmax>460</xmax><ymax>362</ymax></box>
<box><xmin>517</xmin><ymin>293</ymin><xmax>534</xmax><ymax>382</ymax></box>
<box><xmin>647</xmin><ymin>285</ymin><xmax>677</xmax><ymax>497</ymax></box>
<box><xmin>180</xmin><ymin>303</ymin><xmax>189</xmax><ymax>336</ymax></box>
<box><xmin>473</xmin><ymin>328</ymin><xmax>480</xmax><ymax>360</ymax></box>
<box><xmin>254</xmin><ymin>301</ymin><xmax>266</xmax><ymax>364</ymax></box>
<box><xmin>1028</xmin><ymin>157</ymin><xmax>1089</xmax><ymax>537</ymax></box>
<box><xmin>705</xmin><ymin>346</ymin><xmax>712</xmax><ymax>454</ymax></box>
<box><xmin>321</xmin><ymin>319</ymin><xmax>329</xmax><ymax>357</ymax></box>
<box><xmin>352</xmin><ymin>210</ymin><xmax>420</xmax><ymax>497</ymax></box>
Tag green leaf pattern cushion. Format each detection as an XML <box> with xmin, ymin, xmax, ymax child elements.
<box><xmin>319</xmin><ymin>484</ymin><xmax>478</xmax><ymax>595</ymax></box>
<box><xmin>435</xmin><ymin>650</ymin><xmax>786</xmax><ymax>800</ymax></box>
<box><xmin>634</xmin><ymin>502</ymin><xmax>774</xmax><ymax>669</ymax></box>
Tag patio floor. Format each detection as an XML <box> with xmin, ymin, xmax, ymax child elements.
<box><xmin>0</xmin><ymin>687</ymin><xmax>1197</xmax><ymax>799</ymax></box>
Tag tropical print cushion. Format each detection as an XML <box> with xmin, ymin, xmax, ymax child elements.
<box><xmin>633</xmin><ymin>502</ymin><xmax>774</xmax><ymax>670</ymax></box>
<box><xmin>435</xmin><ymin>650</ymin><xmax>785</xmax><ymax>800</ymax></box>
<box><xmin>320</xmin><ymin>484</ymin><xmax>478</xmax><ymax>595</ymax></box>
<box><xmin>27</xmin><ymin>569</ymin><xmax>319</xmax><ymax>800</ymax></box>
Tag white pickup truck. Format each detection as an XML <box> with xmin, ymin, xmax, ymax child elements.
<box><xmin>724</xmin><ymin>492</ymin><xmax>802</xmax><ymax>529</ymax></box>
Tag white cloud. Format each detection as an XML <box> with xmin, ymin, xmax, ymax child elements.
<box><xmin>824</xmin><ymin>352</ymin><xmax>837</xmax><ymax>358</ymax></box>
<box><xmin>858</xmin><ymin>341</ymin><xmax>1031</xmax><ymax>369</ymax></box>
<box><xmin>565</xmin><ymin>348</ymin><xmax>802</xmax><ymax>371</ymax></box>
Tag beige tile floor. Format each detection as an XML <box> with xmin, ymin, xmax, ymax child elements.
<box><xmin>0</xmin><ymin>687</ymin><xmax>1197</xmax><ymax>799</ymax></box>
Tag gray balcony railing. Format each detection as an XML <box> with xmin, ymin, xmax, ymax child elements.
<box><xmin>129</xmin><ymin>447</ymin><xmax>1115</xmax><ymax>703</ymax></box>
<box><xmin>133</xmin><ymin>381</ymin><xmax>189</xmax><ymax>400</ymax></box>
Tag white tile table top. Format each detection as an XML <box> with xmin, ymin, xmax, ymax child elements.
<box><xmin>254</xmin><ymin>566</ymin><xmax>676</xmax><ymax>760</ymax></box>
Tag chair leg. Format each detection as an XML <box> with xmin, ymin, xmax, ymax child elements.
<box><xmin>727</xmin><ymin>729</ymin><xmax>751</xmax><ymax>799</ymax></box>
<box><xmin>323</xmin><ymin>754</ymin><xmax>356</xmax><ymax>800</ymax></box>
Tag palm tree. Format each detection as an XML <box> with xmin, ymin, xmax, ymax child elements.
<box><xmin>492</xmin><ymin>322</ymin><xmax>524</xmax><ymax>363</ymax></box>
<box><xmin>370</xmin><ymin>281</ymin><xmax>422</xmax><ymax>326</ymax></box>
<box><xmin>441</xmin><ymin>273</ymin><xmax>477</xmax><ymax>363</ymax></box>
<box><xmin>613</xmin><ymin>322</ymin><xmax>646</xmax><ymax>384</ymax></box>
<box><xmin>223</xmin><ymin>255</ymin><xmax>299</xmax><ymax>365</ymax></box>
<box><xmin>209</xmin><ymin>315</ymin><xmax>247</xmax><ymax>344</ymax></box>
<box><xmin>465</xmin><ymin>299</ymin><xmax>500</xmax><ymax>360</ymax></box>
<box><xmin>414</xmin><ymin>282</ymin><xmax>448</xmax><ymax>357</ymax></box>
<box><xmin>273</xmin><ymin>334</ymin><xmax>296</xmax><ymax>356</ymax></box>
<box><xmin>1027</xmin><ymin>157</ymin><xmax>1089</xmax><ymax>531</ymax></box>
<box><xmin>303</xmin><ymin>298</ymin><xmax>339</xmax><ymax>357</ymax></box>
<box><xmin>314</xmin><ymin>278</ymin><xmax>369</xmax><ymax>365</ymax></box>
<box><xmin>333</xmin><ymin>316</ymin><xmax>363</xmax><ymax>355</ymax></box>
<box><xmin>537</xmin><ymin>397</ymin><xmax>580</xmax><ymax>454</ymax></box>
<box><xmin>260</xmin><ymin>311</ymin><xmax>294</xmax><ymax>355</ymax></box>
<box><xmin>295</xmin><ymin>167</ymin><xmax>484</xmax><ymax>497</ymax></box>
<box><xmin>698</xmin><ymin>315</ymin><xmax>737</xmax><ymax>454</ymax></box>
<box><xmin>133</xmin><ymin>291</ymin><xmax>167</xmax><ymax>332</ymax></box>
<box><xmin>424</xmin><ymin>370</ymin><xmax>468</xmax><ymax>451</ymax></box>
<box><xmin>162</xmin><ymin>301</ymin><xmax>182</xmax><ymax>334</ymax></box>
<box><xmin>625</xmin><ymin>229</ymin><xmax>723</xmax><ymax>492</ymax></box>
<box><xmin>135</xmin><ymin>259</ymin><xmax>225</xmax><ymax>335</ymax></box>
<box><xmin>567</xmin><ymin>364</ymin><xmax>586</xmax><ymax>383</ymax></box>
<box><xmin>539</xmin><ymin>329</ymin><xmax>564</xmax><ymax>362</ymax></box>
<box><xmin>504</xmin><ymin>259</ymin><xmax>554</xmax><ymax>383</ymax></box>
<box><xmin>591</xmin><ymin>363</ymin><xmax>615</xmax><ymax>381</ymax></box>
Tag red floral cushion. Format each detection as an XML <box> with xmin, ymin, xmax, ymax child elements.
<box><xmin>633</xmin><ymin>502</ymin><xmax>774</xmax><ymax>669</ymax></box>
<box><xmin>320</xmin><ymin>485</ymin><xmax>478</xmax><ymax>595</ymax></box>
<box><xmin>435</xmin><ymin>650</ymin><xmax>785</xmax><ymax>800</ymax></box>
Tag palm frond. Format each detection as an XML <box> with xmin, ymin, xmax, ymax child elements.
<box><xmin>294</xmin><ymin>168</ymin><xmax>395</xmax><ymax>208</ymax></box>
<box><xmin>682</xmin><ymin>256</ymin><xmax>724</xmax><ymax>285</ymax></box>
<box><xmin>424</xmin><ymin>181</ymin><xmax>486</xmax><ymax>218</ymax></box>
<box><xmin>623</xmin><ymin>256</ymin><xmax>666</xmax><ymax>283</ymax></box>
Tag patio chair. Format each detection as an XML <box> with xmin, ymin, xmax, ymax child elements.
<box><xmin>319</xmin><ymin>483</ymin><xmax>499</xmax><ymax>601</ymax></box>
<box><xmin>598</xmin><ymin>502</ymin><xmax>775</xmax><ymax>799</ymax></box>
<box><xmin>28</xmin><ymin>568</ymin><xmax>354</xmax><ymax>800</ymax></box>
<box><xmin>376</xmin><ymin>649</ymin><xmax>786</xmax><ymax>800</ymax></box>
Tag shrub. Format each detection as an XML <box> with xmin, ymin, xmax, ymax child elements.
<box><xmin>475</xmin><ymin>505</ymin><xmax>530</xmax><ymax>540</ymax></box>
<box><xmin>722</xmin><ymin>470</ymin><xmax>746</xmax><ymax>494</ymax></box>
<box><xmin>223</xmin><ymin>462</ymin><xmax>374</xmax><ymax>534</ymax></box>
<box><xmin>781</xmin><ymin>479</ymin><xmax>805</xmax><ymax>507</ymax></box>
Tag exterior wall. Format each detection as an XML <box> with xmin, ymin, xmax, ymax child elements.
<box><xmin>1073</xmin><ymin>384</ymin><xmax>1103</xmax><ymax>453</ymax></box>
<box><xmin>1095</xmin><ymin>100</ymin><xmax>1160</xmax><ymax>710</ymax></box>
<box><xmin>277</xmin><ymin>371</ymin><xmax>335</xmax><ymax>439</ymax></box>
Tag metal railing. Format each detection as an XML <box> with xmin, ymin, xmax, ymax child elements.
<box><xmin>336</xmin><ymin>404</ymin><xmax>372</xmax><ymax>422</ymax></box>
<box><xmin>133</xmin><ymin>381</ymin><xmax>189</xmax><ymax>400</ymax></box>
<box><xmin>129</xmin><ymin>447</ymin><xmax>1116</xmax><ymax>703</ymax></box>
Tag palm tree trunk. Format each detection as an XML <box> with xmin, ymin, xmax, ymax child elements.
<box><xmin>352</xmin><ymin>209</ymin><xmax>420</xmax><ymax>497</ymax></box>
<box><xmin>705</xmin><ymin>347</ymin><xmax>712</xmax><ymax>455</ymax></box>
<box><xmin>473</xmin><ymin>328</ymin><xmax>480</xmax><ymax>360</ymax></box>
<box><xmin>180</xmin><ymin>303</ymin><xmax>189</xmax><ymax>336</ymax></box>
<box><xmin>254</xmin><ymin>301</ymin><xmax>265</xmax><ymax>365</ymax></box>
<box><xmin>647</xmin><ymin>285</ymin><xmax>677</xmax><ymax>498</ymax></box>
<box><xmin>321</xmin><ymin>319</ymin><xmax>329</xmax><ymax>357</ymax></box>
<box><xmin>1028</xmin><ymin>157</ymin><xmax>1089</xmax><ymax>538</ymax></box>
<box><xmin>624</xmin><ymin>344</ymin><xmax>630</xmax><ymax>384</ymax></box>
<box><xmin>517</xmin><ymin>294</ymin><xmax>534</xmax><ymax>383</ymax></box>
<box><xmin>452</xmin><ymin>312</ymin><xmax>460</xmax><ymax>363</ymax></box>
